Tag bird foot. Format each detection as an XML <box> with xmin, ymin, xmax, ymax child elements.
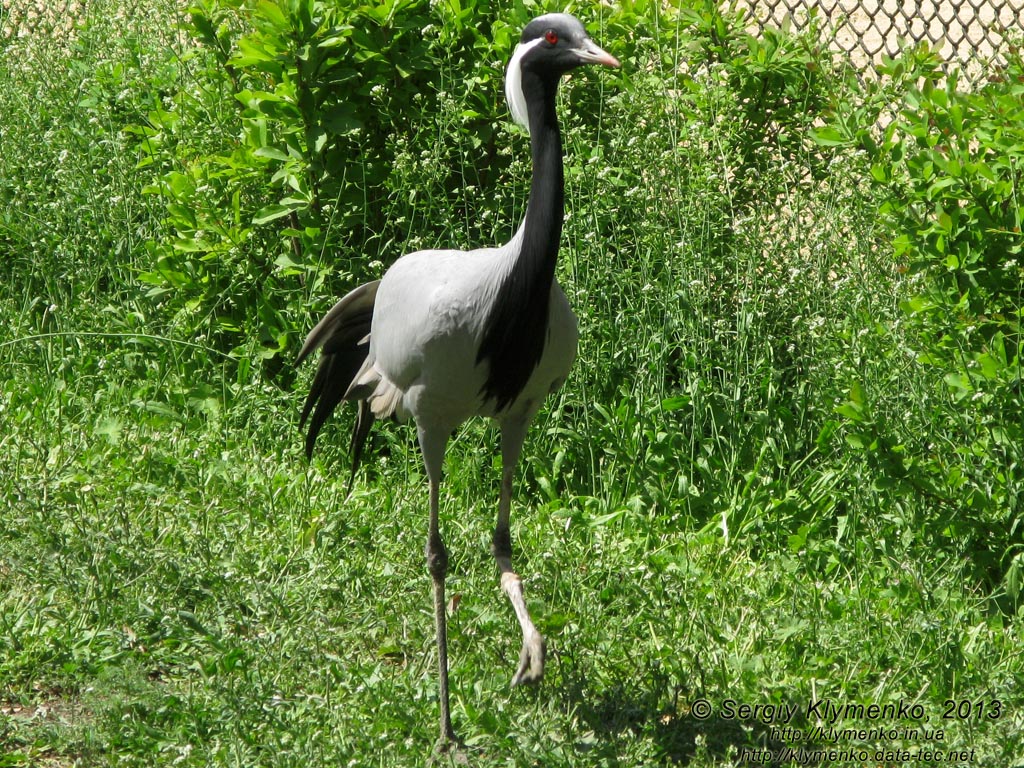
<box><xmin>510</xmin><ymin>631</ymin><xmax>546</xmax><ymax>687</ymax></box>
<box><xmin>432</xmin><ymin>733</ymin><xmax>469</xmax><ymax>765</ymax></box>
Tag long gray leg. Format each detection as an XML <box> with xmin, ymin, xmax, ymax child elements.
<box><xmin>494</xmin><ymin>419</ymin><xmax>545</xmax><ymax>686</ymax></box>
<box><xmin>418</xmin><ymin>425</ymin><xmax>457</xmax><ymax>748</ymax></box>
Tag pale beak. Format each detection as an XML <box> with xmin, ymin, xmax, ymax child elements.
<box><xmin>575</xmin><ymin>38</ymin><xmax>620</xmax><ymax>68</ymax></box>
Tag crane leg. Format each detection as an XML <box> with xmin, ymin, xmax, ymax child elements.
<box><xmin>427</xmin><ymin>477</ymin><xmax>457</xmax><ymax>746</ymax></box>
<box><xmin>419</xmin><ymin>426</ymin><xmax>457</xmax><ymax>749</ymax></box>
<box><xmin>494</xmin><ymin>420</ymin><xmax>545</xmax><ymax>687</ymax></box>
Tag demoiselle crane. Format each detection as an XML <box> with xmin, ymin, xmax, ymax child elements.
<box><xmin>296</xmin><ymin>13</ymin><xmax>618</xmax><ymax>747</ymax></box>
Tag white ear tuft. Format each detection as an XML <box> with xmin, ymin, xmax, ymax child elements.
<box><xmin>505</xmin><ymin>38</ymin><xmax>543</xmax><ymax>134</ymax></box>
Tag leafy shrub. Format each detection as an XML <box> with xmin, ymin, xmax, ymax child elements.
<box><xmin>821</xmin><ymin>45</ymin><xmax>1024</xmax><ymax>604</ymax></box>
<box><xmin>131</xmin><ymin>0</ymin><xmax>551</xmax><ymax>374</ymax></box>
<box><xmin>535</xmin><ymin>3</ymin><xmax>893</xmax><ymax>559</ymax></box>
<box><xmin>680</xmin><ymin>1</ymin><xmax>839</xmax><ymax>207</ymax></box>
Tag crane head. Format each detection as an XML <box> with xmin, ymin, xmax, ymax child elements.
<box><xmin>505</xmin><ymin>13</ymin><xmax>619</xmax><ymax>132</ymax></box>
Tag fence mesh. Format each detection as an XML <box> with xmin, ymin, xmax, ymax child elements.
<box><xmin>1</xmin><ymin>0</ymin><xmax>84</xmax><ymax>41</ymax></box>
<box><xmin>4</xmin><ymin>0</ymin><xmax>1024</xmax><ymax>85</ymax></box>
<box><xmin>730</xmin><ymin>0</ymin><xmax>1024</xmax><ymax>85</ymax></box>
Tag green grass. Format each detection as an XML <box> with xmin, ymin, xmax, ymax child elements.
<box><xmin>2</xmin><ymin>0</ymin><xmax>1023</xmax><ymax>765</ymax></box>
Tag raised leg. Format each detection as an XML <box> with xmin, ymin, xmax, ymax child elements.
<box><xmin>418</xmin><ymin>425</ymin><xmax>457</xmax><ymax>749</ymax></box>
<box><xmin>493</xmin><ymin>420</ymin><xmax>545</xmax><ymax>687</ymax></box>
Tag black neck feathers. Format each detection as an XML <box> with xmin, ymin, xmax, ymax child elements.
<box><xmin>476</xmin><ymin>70</ymin><xmax>564</xmax><ymax>411</ymax></box>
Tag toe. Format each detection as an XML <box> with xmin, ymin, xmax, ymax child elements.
<box><xmin>510</xmin><ymin>632</ymin><xmax>546</xmax><ymax>687</ymax></box>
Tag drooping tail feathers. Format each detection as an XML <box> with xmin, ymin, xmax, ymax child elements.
<box><xmin>297</xmin><ymin>280</ymin><xmax>381</xmax><ymax>481</ymax></box>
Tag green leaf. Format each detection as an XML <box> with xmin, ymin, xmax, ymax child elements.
<box><xmin>324</xmin><ymin>105</ymin><xmax>362</xmax><ymax>135</ymax></box>
<box><xmin>233</xmin><ymin>37</ymin><xmax>278</xmax><ymax>67</ymax></box>
<box><xmin>836</xmin><ymin>382</ymin><xmax>868</xmax><ymax>423</ymax></box>
<box><xmin>810</xmin><ymin>125</ymin><xmax>847</xmax><ymax>147</ymax></box>
<box><xmin>660</xmin><ymin>395</ymin><xmax>690</xmax><ymax>411</ymax></box>
<box><xmin>253</xmin><ymin>204</ymin><xmax>294</xmax><ymax>225</ymax></box>
<box><xmin>254</xmin><ymin>146</ymin><xmax>290</xmax><ymax>162</ymax></box>
<box><xmin>256</xmin><ymin>0</ymin><xmax>290</xmax><ymax>31</ymax></box>
<box><xmin>93</xmin><ymin>417</ymin><xmax>123</xmax><ymax>445</ymax></box>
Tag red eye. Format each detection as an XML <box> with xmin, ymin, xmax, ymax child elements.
<box><xmin>544</xmin><ymin>30</ymin><xmax>558</xmax><ymax>45</ymax></box>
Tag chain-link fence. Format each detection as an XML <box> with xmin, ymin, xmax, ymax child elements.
<box><xmin>5</xmin><ymin>0</ymin><xmax>1024</xmax><ymax>86</ymax></box>
<box><xmin>1</xmin><ymin>0</ymin><xmax>85</xmax><ymax>40</ymax></box>
<box><xmin>732</xmin><ymin>0</ymin><xmax>1024</xmax><ymax>85</ymax></box>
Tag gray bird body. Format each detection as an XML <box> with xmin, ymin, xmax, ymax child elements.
<box><xmin>358</xmin><ymin>223</ymin><xmax>578</xmax><ymax>430</ymax></box>
<box><xmin>296</xmin><ymin>12</ymin><xmax>617</xmax><ymax>750</ymax></box>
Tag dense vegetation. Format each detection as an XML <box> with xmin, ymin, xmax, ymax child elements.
<box><xmin>1</xmin><ymin>0</ymin><xmax>1021</xmax><ymax>765</ymax></box>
